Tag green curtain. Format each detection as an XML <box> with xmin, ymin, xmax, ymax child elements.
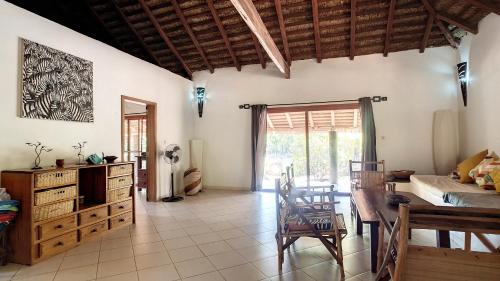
<box><xmin>251</xmin><ymin>105</ymin><xmax>267</xmax><ymax>191</ymax></box>
<box><xmin>359</xmin><ymin>97</ymin><xmax>377</xmax><ymax>169</ymax></box>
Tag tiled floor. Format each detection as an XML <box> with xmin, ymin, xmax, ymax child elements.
<box><xmin>0</xmin><ymin>189</ymin><xmax>442</xmax><ymax>281</ymax></box>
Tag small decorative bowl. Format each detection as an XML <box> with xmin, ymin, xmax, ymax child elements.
<box><xmin>390</xmin><ymin>170</ymin><xmax>415</xmax><ymax>180</ymax></box>
<box><xmin>104</xmin><ymin>156</ymin><xmax>118</xmax><ymax>163</ymax></box>
<box><xmin>385</xmin><ymin>194</ymin><xmax>411</xmax><ymax>206</ymax></box>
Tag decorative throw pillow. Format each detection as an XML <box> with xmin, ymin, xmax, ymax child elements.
<box><xmin>469</xmin><ymin>156</ymin><xmax>497</xmax><ymax>179</ymax></box>
<box><xmin>457</xmin><ymin>149</ymin><xmax>488</xmax><ymax>183</ymax></box>
<box><xmin>476</xmin><ymin>161</ymin><xmax>500</xmax><ymax>189</ymax></box>
<box><xmin>485</xmin><ymin>170</ymin><xmax>500</xmax><ymax>193</ymax></box>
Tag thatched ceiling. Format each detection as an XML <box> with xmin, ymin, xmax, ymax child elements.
<box><xmin>9</xmin><ymin>0</ymin><xmax>500</xmax><ymax>78</ymax></box>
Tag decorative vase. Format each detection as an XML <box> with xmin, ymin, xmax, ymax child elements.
<box><xmin>184</xmin><ymin>168</ymin><xmax>202</xmax><ymax>196</ymax></box>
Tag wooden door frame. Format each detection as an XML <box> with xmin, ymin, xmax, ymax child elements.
<box><xmin>121</xmin><ymin>95</ymin><xmax>157</xmax><ymax>202</ymax></box>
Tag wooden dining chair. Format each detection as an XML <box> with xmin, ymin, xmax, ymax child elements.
<box><xmin>349</xmin><ymin>160</ymin><xmax>386</xmax><ymax>216</ymax></box>
<box><xmin>376</xmin><ymin>204</ymin><xmax>500</xmax><ymax>281</ymax></box>
<box><xmin>275</xmin><ymin>174</ymin><xmax>347</xmax><ymax>279</ymax></box>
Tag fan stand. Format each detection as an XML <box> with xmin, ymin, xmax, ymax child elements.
<box><xmin>162</xmin><ymin>165</ymin><xmax>183</xmax><ymax>202</ymax></box>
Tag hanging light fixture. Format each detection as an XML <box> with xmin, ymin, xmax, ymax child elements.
<box><xmin>196</xmin><ymin>87</ymin><xmax>206</xmax><ymax>117</ymax></box>
<box><xmin>457</xmin><ymin>62</ymin><xmax>468</xmax><ymax>107</ymax></box>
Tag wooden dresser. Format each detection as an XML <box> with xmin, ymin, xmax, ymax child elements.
<box><xmin>1</xmin><ymin>162</ymin><xmax>135</xmax><ymax>265</ymax></box>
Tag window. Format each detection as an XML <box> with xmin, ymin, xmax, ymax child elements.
<box><xmin>123</xmin><ymin>115</ymin><xmax>147</xmax><ymax>163</ymax></box>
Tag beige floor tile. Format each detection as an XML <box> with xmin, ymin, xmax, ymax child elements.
<box><xmin>96</xmin><ymin>271</ymin><xmax>138</xmax><ymax>281</ymax></box>
<box><xmin>65</xmin><ymin>240</ymin><xmax>101</xmax><ymax>256</ymax></box>
<box><xmin>100</xmin><ymin>237</ymin><xmax>133</xmax><ymax>251</ymax></box>
<box><xmin>252</xmin><ymin>255</ymin><xmax>293</xmax><ymax>277</ymax></box>
<box><xmin>12</xmin><ymin>272</ymin><xmax>56</xmax><ymax>281</ymax></box>
<box><xmin>237</xmin><ymin>245</ymin><xmax>275</xmax><ymax>262</ymax></box>
<box><xmin>137</xmin><ymin>264</ymin><xmax>179</xmax><ymax>281</ymax></box>
<box><xmin>60</xmin><ymin>251</ymin><xmax>99</xmax><ymax>270</ymax></box>
<box><xmin>286</xmin><ymin>249</ymin><xmax>326</xmax><ymax>269</ymax></box>
<box><xmin>219</xmin><ymin>263</ymin><xmax>266</xmax><ymax>281</ymax></box>
<box><xmin>174</xmin><ymin>257</ymin><xmax>216</xmax><ymax>279</ymax></box>
<box><xmin>14</xmin><ymin>255</ymin><xmax>63</xmax><ymax>279</ymax></box>
<box><xmin>217</xmin><ymin>229</ymin><xmax>247</xmax><ymax>240</ymax></box>
<box><xmin>131</xmin><ymin>233</ymin><xmax>162</xmax><ymax>245</ymax></box>
<box><xmin>163</xmin><ymin>237</ymin><xmax>195</xmax><ymax>251</ymax></box>
<box><xmin>97</xmin><ymin>257</ymin><xmax>136</xmax><ymax>278</ymax></box>
<box><xmin>182</xmin><ymin>271</ymin><xmax>225</xmax><ymax>281</ymax></box>
<box><xmin>159</xmin><ymin>229</ymin><xmax>188</xmax><ymax>240</ymax></box>
<box><xmin>351</xmin><ymin>271</ymin><xmax>376</xmax><ymax>281</ymax></box>
<box><xmin>135</xmin><ymin>251</ymin><xmax>172</xmax><ymax>270</ymax></box>
<box><xmin>207</xmin><ymin>250</ymin><xmax>247</xmax><ymax>270</ymax></box>
<box><xmin>198</xmin><ymin>241</ymin><xmax>232</xmax><ymax>256</ymax></box>
<box><xmin>168</xmin><ymin>246</ymin><xmax>204</xmax><ymax>262</ymax></box>
<box><xmin>184</xmin><ymin>225</ymin><xmax>212</xmax><ymax>236</ymax></box>
<box><xmin>269</xmin><ymin>270</ymin><xmax>315</xmax><ymax>281</ymax></box>
<box><xmin>102</xmin><ymin>229</ymin><xmax>131</xmax><ymax>240</ymax></box>
<box><xmin>54</xmin><ymin>264</ymin><xmax>97</xmax><ymax>281</ymax></box>
<box><xmin>208</xmin><ymin>222</ymin><xmax>234</xmax><ymax>232</ymax></box>
<box><xmin>343</xmin><ymin>250</ymin><xmax>371</xmax><ymax>277</ymax></box>
<box><xmin>100</xmin><ymin>246</ymin><xmax>134</xmax><ymax>262</ymax></box>
<box><xmin>0</xmin><ymin>263</ymin><xmax>22</xmax><ymax>279</ymax></box>
<box><xmin>226</xmin><ymin>236</ymin><xmax>262</xmax><ymax>250</ymax></box>
<box><xmin>133</xmin><ymin>241</ymin><xmax>167</xmax><ymax>256</ymax></box>
<box><xmin>301</xmin><ymin>261</ymin><xmax>345</xmax><ymax>281</ymax></box>
<box><xmin>190</xmin><ymin>232</ymin><xmax>223</xmax><ymax>245</ymax></box>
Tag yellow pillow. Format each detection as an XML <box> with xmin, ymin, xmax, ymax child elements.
<box><xmin>489</xmin><ymin>170</ymin><xmax>500</xmax><ymax>192</ymax></box>
<box><xmin>457</xmin><ymin>149</ymin><xmax>488</xmax><ymax>183</ymax></box>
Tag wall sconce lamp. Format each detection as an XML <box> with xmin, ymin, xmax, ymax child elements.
<box><xmin>457</xmin><ymin>62</ymin><xmax>468</xmax><ymax>107</ymax></box>
<box><xmin>196</xmin><ymin>87</ymin><xmax>206</xmax><ymax>118</ymax></box>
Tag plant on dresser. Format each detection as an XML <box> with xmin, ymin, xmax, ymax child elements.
<box><xmin>1</xmin><ymin>162</ymin><xmax>135</xmax><ymax>265</ymax></box>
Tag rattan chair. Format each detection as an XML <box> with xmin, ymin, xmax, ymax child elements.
<box><xmin>275</xmin><ymin>173</ymin><xmax>347</xmax><ymax>279</ymax></box>
<box><xmin>349</xmin><ymin>160</ymin><xmax>386</xmax><ymax>217</ymax></box>
<box><xmin>376</xmin><ymin>204</ymin><xmax>500</xmax><ymax>281</ymax></box>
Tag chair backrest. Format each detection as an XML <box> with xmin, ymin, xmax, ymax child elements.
<box><xmin>349</xmin><ymin>160</ymin><xmax>385</xmax><ymax>190</ymax></box>
<box><xmin>388</xmin><ymin>204</ymin><xmax>500</xmax><ymax>281</ymax></box>
<box><xmin>275</xmin><ymin>173</ymin><xmax>290</xmax><ymax>235</ymax></box>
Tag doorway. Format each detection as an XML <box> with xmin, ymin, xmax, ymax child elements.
<box><xmin>262</xmin><ymin>103</ymin><xmax>362</xmax><ymax>194</ymax></box>
<box><xmin>121</xmin><ymin>96</ymin><xmax>157</xmax><ymax>202</ymax></box>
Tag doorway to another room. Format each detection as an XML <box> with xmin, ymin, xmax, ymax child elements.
<box><xmin>121</xmin><ymin>96</ymin><xmax>157</xmax><ymax>201</ymax></box>
<box><xmin>262</xmin><ymin>103</ymin><xmax>362</xmax><ymax>194</ymax></box>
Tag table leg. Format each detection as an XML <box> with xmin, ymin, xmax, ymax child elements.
<box><xmin>437</xmin><ymin>230</ymin><xmax>450</xmax><ymax>248</ymax></box>
<box><xmin>370</xmin><ymin>222</ymin><xmax>379</xmax><ymax>273</ymax></box>
<box><xmin>356</xmin><ymin>209</ymin><xmax>363</xmax><ymax>235</ymax></box>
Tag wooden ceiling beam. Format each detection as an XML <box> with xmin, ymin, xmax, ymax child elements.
<box><xmin>87</xmin><ymin>2</ymin><xmax>125</xmax><ymax>52</ymax></box>
<box><xmin>171</xmin><ymin>0</ymin><xmax>213</xmax><ymax>73</ymax></box>
<box><xmin>274</xmin><ymin>0</ymin><xmax>292</xmax><ymax>65</ymax></box>
<box><xmin>420</xmin><ymin>14</ymin><xmax>434</xmax><ymax>53</ymax></box>
<box><xmin>330</xmin><ymin>111</ymin><xmax>335</xmax><ymax>128</ymax></box>
<box><xmin>384</xmin><ymin>0</ymin><xmax>397</xmax><ymax>57</ymax></box>
<box><xmin>251</xmin><ymin>32</ymin><xmax>266</xmax><ymax>69</ymax></box>
<box><xmin>110</xmin><ymin>0</ymin><xmax>162</xmax><ymax>67</ymax></box>
<box><xmin>420</xmin><ymin>0</ymin><xmax>458</xmax><ymax>48</ymax></box>
<box><xmin>350</xmin><ymin>0</ymin><xmax>357</xmax><ymax>60</ymax></box>
<box><xmin>138</xmin><ymin>0</ymin><xmax>192</xmax><ymax>78</ymax></box>
<box><xmin>230</xmin><ymin>0</ymin><xmax>289</xmax><ymax>78</ymax></box>
<box><xmin>207</xmin><ymin>0</ymin><xmax>241</xmax><ymax>71</ymax></box>
<box><xmin>435</xmin><ymin>12</ymin><xmax>478</xmax><ymax>34</ymax></box>
<box><xmin>285</xmin><ymin>113</ymin><xmax>294</xmax><ymax>129</ymax></box>
<box><xmin>311</xmin><ymin>0</ymin><xmax>322</xmax><ymax>63</ymax></box>
<box><xmin>462</xmin><ymin>0</ymin><xmax>500</xmax><ymax>15</ymax></box>
<box><xmin>267</xmin><ymin>115</ymin><xmax>274</xmax><ymax>129</ymax></box>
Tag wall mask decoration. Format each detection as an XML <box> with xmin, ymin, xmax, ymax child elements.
<box><xmin>21</xmin><ymin>39</ymin><xmax>94</xmax><ymax>122</ymax></box>
<box><xmin>457</xmin><ymin>62</ymin><xmax>468</xmax><ymax>107</ymax></box>
<box><xmin>196</xmin><ymin>87</ymin><xmax>206</xmax><ymax>118</ymax></box>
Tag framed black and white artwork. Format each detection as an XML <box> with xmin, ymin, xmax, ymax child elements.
<box><xmin>21</xmin><ymin>39</ymin><xmax>94</xmax><ymax>122</ymax></box>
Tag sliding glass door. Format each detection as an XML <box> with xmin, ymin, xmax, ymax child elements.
<box><xmin>262</xmin><ymin>104</ymin><xmax>361</xmax><ymax>193</ymax></box>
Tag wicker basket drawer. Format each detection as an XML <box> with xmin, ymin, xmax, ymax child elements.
<box><xmin>79</xmin><ymin>220</ymin><xmax>108</xmax><ymax>242</ymax></box>
<box><xmin>107</xmin><ymin>187</ymin><xmax>131</xmax><ymax>203</ymax></box>
<box><xmin>110</xmin><ymin>211</ymin><xmax>132</xmax><ymax>229</ymax></box>
<box><xmin>39</xmin><ymin>231</ymin><xmax>77</xmax><ymax>259</ymax></box>
<box><xmin>38</xmin><ymin>215</ymin><xmax>77</xmax><ymax>241</ymax></box>
<box><xmin>109</xmin><ymin>164</ymin><xmax>133</xmax><ymax>177</ymax></box>
<box><xmin>35</xmin><ymin>170</ymin><xmax>77</xmax><ymax>189</ymax></box>
<box><xmin>33</xmin><ymin>200</ymin><xmax>74</xmax><ymax>222</ymax></box>
<box><xmin>79</xmin><ymin>206</ymin><xmax>107</xmax><ymax>226</ymax></box>
<box><xmin>109</xmin><ymin>199</ymin><xmax>133</xmax><ymax>216</ymax></box>
<box><xmin>34</xmin><ymin>186</ymin><xmax>77</xmax><ymax>206</ymax></box>
<box><xmin>108</xmin><ymin>175</ymin><xmax>133</xmax><ymax>190</ymax></box>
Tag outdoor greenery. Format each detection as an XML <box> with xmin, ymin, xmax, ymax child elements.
<box><xmin>263</xmin><ymin>130</ymin><xmax>361</xmax><ymax>186</ymax></box>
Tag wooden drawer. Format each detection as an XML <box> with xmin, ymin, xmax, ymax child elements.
<box><xmin>79</xmin><ymin>206</ymin><xmax>107</xmax><ymax>226</ymax></box>
<box><xmin>38</xmin><ymin>215</ymin><xmax>77</xmax><ymax>241</ymax></box>
<box><xmin>39</xmin><ymin>231</ymin><xmax>77</xmax><ymax>259</ymax></box>
<box><xmin>108</xmin><ymin>175</ymin><xmax>133</xmax><ymax>190</ymax></box>
<box><xmin>109</xmin><ymin>199</ymin><xmax>133</xmax><ymax>216</ymax></box>
<box><xmin>107</xmin><ymin>187</ymin><xmax>131</xmax><ymax>203</ymax></box>
<box><xmin>79</xmin><ymin>220</ymin><xmax>108</xmax><ymax>242</ymax></box>
<box><xmin>109</xmin><ymin>164</ymin><xmax>133</xmax><ymax>177</ymax></box>
<box><xmin>35</xmin><ymin>170</ymin><xmax>77</xmax><ymax>189</ymax></box>
<box><xmin>110</xmin><ymin>211</ymin><xmax>132</xmax><ymax>229</ymax></box>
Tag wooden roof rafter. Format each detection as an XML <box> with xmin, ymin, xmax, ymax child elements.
<box><xmin>311</xmin><ymin>0</ymin><xmax>322</xmax><ymax>63</ymax></box>
<box><xmin>171</xmin><ymin>0</ymin><xmax>214</xmax><ymax>73</ymax></box>
<box><xmin>251</xmin><ymin>32</ymin><xmax>267</xmax><ymax>69</ymax></box>
<box><xmin>420</xmin><ymin>0</ymin><xmax>458</xmax><ymax>48</ymax></box>
<box><xmin>462</xmin><ymin>0</ymin><xmax>500</xmax><ymax>15</ymax></box>
<box><xmin>207</xmin><ymin>0</ymin><xmax>241</xmax><ymax>71</ymax></box>
<box><xmin>274</xmin><ymin>0</ymin><xmax>292</xmax><ymax>65</ymax></box>
<box><xmin>138</xmin><ymin>0</ymin><xmax>193</xmax><ymax>78</ymax></box>
<box><xmin>350</xmin><ymin>0</ymin><xmax>357</xmax><ymax>60</ymax></box>
<box><xmin>384</xmin><ymin>0</ymin><xmax>397</xmax><ymax>57</ymax></box>
<box><xmin>419</xmin><ymin>14</ymin><xmax>434</xmax><ymax>53</ymax></box>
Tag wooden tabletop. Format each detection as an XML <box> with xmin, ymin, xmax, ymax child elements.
<box><xmin>353</xmin><ymin>189</ymin><xmax>433</xmax><ymax>223</ymax></box>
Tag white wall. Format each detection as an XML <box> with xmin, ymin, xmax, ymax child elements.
<box><xmin>0</xmin><ymin>2</ymin><xmax>195</xmax><ymax>199</ymax></box>
<box><xmin>457</xmin><ymin>14</ymin><xmax>500</xmax><ymax>159</ymax></box>
<box><xmin>193</xmin><ymin>48</ymin><xmax>459</xmax><ymax>190</ymax></box>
